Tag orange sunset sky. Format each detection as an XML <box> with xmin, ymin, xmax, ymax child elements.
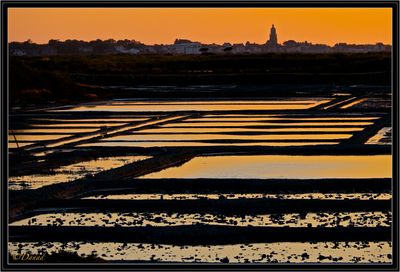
<box><xmin>8</xmin><ymin>8</ymin><xmax>392</xmax><ymax>45</ymax></box>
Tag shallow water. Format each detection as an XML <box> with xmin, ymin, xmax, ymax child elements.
<box><xmin>137</xmin><ymin>127</ymin><xmax>365</xmax><ymax>133</ymax></box>
<box><xmin>162</xmin><ymin>121</ymin><xmax>374</xmax><ymax>127</ymax></box>
<box><xmin>8</xmin><ymin>156</ymin><xmax>150</xmax><ymax>190</ymax></box>
<box><xmin>341</xmin><ymin>98</ymin><xmax>368</xmax><ymax>109</ymax></box>
<box><xmin>34</xmin><ymin>115</ymin><xmax>187</xmax><ymax>150</ymax></box>
<box><xmin>185</xmin><ymin>116</ymin><xmax>379</xmax><ymax>122</ymax></box>
<box><xmin>11</xmin><ymin>211</ymin><xmax>391</xmax><ymax>228</ymax></box>
<box><xmin>202</xmin><ymin>113</ymin><xmax>374</xmax><ymax>118</ymax></box>
<box><xmin>140</xmin><ymin>155</ymin><xmax>392</xmax><ymax>179</ymax></box>
<box><xmin>366</xmin><ymin>127</ymin><xmax>392</xmax><ymax>145</ymax></box>
<box><xmin>8</xmin><ymin>142</ymin><xmax>34</xmax><ymax>148</ymax></box>
<box><xmin>8</xmin><ymin>241</ymin><xmax>391</xmax><ymax>263</ymax></box>
<box><xmin>51</xmin><ymin>99</ymin><xmax>332</xmax><ymax>112</ymax></box>
<box><xmin>31</xmin><ymin>118</ymin><xmax>148</xmax><ymax>123</ymax></box>
<box><xmin>7</xmin><ymin>96</ymin><xmax>392</xmax><ymax>264</ymax></box>
<box><xmin>32</xmin><ymin>123</ymin><xmax>127</xmax><ymax>128</ymax></box>
<box><xmin>110</xmin><ymin>100</ymin><xmax>324</xmax><ymax>105</ymax></box>
<box><xmin>11</xmin><ymin>128</ymin><xmax>98</xmax><ymax>134</ymax></box>
<box><xmin>103</xmin><ymin>133</ymin><xmax>352</xmax><ymax>141</ymax></box>
<box><xmin>79</xmin><ymin>141</ymin><xmax>339</xmax><ymax>148</ymax></box>
<box><xmin>83</xmin><ymin>193</ymin><xmax>392</xmax><ymax>201</ymax></box>
<box><xmin>8</xmin><ymin>134</ymin><xmax>72</xmax><ymax>141</ymax></box>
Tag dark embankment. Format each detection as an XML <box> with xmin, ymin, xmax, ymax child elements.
<box><xmin>9</xmin><ymin>52</ymin><xmax>391</xmax><ymax>107</ymax></box>
<box><xmin>9</xmin><ymin>225</ymin><xmax>391</xmax><ymax>244</ymax></box>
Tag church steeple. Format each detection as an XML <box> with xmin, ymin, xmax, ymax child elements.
<box><xmin>267</xmin><ymin>24</ymin><xmax>278</xmax><ymax>45</ymax></box>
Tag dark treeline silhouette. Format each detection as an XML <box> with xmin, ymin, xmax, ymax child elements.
<box><xmin>10</xmin><ymin>39</ymin><xmax>146</xmax><ymax>56</ymax></box>
<box><xmin>9</xmin><ymin>38</ymin><xmax>391</xmax><ymax>56</ymax></box>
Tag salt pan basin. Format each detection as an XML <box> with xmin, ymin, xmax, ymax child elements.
<box><xmin>140</xmin><ymin>155</ymin><xmax>392</xmax><ymax>179</ymax></box>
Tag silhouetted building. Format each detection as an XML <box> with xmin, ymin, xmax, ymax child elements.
<box><xmin>172</xmin><ymin>39</ymin><xmax>201</xmax><ymax>54</ymax></box>
<box><xmin>266</xmin><ymin>24</ymin><xmax>278</xmax><ymax>45</ymax></box>
<box><xmin>8</xmin><ymin>27</ymin><xmax>392</xmax><ymax>56</ymax></box>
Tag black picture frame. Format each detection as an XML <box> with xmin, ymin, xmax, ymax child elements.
<box><xmin>1</xmin><ymin>1</ymin><xmax>399</xmax><ymax>270</ymax></box>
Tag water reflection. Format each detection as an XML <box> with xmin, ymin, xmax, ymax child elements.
<box><xmin>9</xmin><ymin>156</ymin><xmax>150</xmax><ymax>190</ymax></box>
<box><xmin>51</xmin><ymin>99</ymin><xmax>332</xmax><ymax>112</ymax></box>
<box><xmin>31</xmin><ymin>118</ymin><xmax>148</xmax><ymax>122</ymax></box>
<box><xmin>8</xmin><ymin>241</ymin><xmax>391</xmax><ymax>263</ymax></box>
<box><xmin>8</xmin><ymin>142</ymin><xmax>33</xmax><ymax>148</ymax></box>
<box><xmin>366</xmin><ymin>127</ymin><xmax>392</xmax><ymax>145</ymax></box>
<box><xmin>84</xmin><ymin>193</ymin><xmax>391</xmax><ymax>201</ymax></box>
<box><xmin>79</xmin><ymin>141</ymin><xmax>339</xmax><ymax>148</ymax></box>
<box><xmin>141</xmin><ymin>155</ymin><xmax>392</xmax><ymax>179</ymax></box>
<box><xmin>186</xmin><ymin>117</ymin><xmax>379</xmax><ymax>122</ymax></box>
<box><xmin>11</xmin><ymin>211</ymin><xmax>391</xmax><ymax>228</ymax></box>
<box><xmin>341</xmin><ymin>98</ymin><xmax>368</xmax><ymax>109</ymax></box>
<box><xmin>8</xmin><ymin>134</ymin><xmax>72</xmax><ymax>141</ymax></box>
<box><xmin>32</xmin><ymin>123</ymin><xmax>127</xmax><ymax>128</ymax></box>
<box><xmin>104</xmin><ymin>133</ymin><xmax>351</xmax><ymax>141</ymax></box>
<box><xmin>138</xmin><ymin>127</ymin><xmax>364</xmax><ymax>133</ymax></box>
<box><xmin>11</xmin><ymin>129</ymin><xmax>98</xmax><ymax>134</ymax></box>
<box><xmin>163</xmin><ymin>122</ymin><xmax>374</xmax><ymax>127</ymax></box>
<box><xmin>110</xmin><ymin>100</ymin><xmax>324</xmax><ymax>105</ymax></box>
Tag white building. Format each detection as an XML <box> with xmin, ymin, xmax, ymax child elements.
<box><xmin>172</xmin><ymin>39</ymin><xmax>202</xmax><ymax>54</ymax></box>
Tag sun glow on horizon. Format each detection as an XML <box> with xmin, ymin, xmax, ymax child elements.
<box><xmin>8</xmin><ymin>8</ymin><xmax>392</xmax><ymax>46</ymax></box>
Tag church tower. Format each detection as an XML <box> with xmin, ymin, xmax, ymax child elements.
<box><xmin>267</xmin><ymin>24</ymin><xmax>278</xmax><ymax>45</ymax></box>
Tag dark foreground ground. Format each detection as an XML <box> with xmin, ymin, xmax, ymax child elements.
<box><xmin>9</xmin><ymin>52</ymin><xmax>391</xmax><ymax>107</ymax></box>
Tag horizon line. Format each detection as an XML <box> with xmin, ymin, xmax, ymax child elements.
<box><xmin>8</xmin><ymin>38</ymin><xmax>393</xmax><ymax>46</ymax></box>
